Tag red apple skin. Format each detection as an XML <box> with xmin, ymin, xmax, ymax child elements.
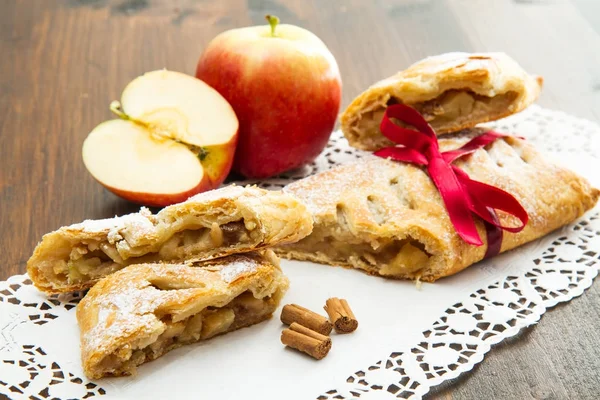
<box><xmin>103</xmin><ymin>174</ymin><xmax>211</xmax><ymax>208</ymax></box>
<box><xmin>97</xmin><ymin>138</ymin><xmax>238</xmax><ymax>208</ymax></box>
<box><xmin>196</xmin><ymin>24</ymin><xmax>342</xmax><ymax>179</ymax></box>
<box><xmin>201</xmin><ymin>134</ymin><xmax>238</xmax><ymax>188</ymax></box>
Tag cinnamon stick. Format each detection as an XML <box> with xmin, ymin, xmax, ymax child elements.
<box><xmin>281</xmin><ymin>322</ymin><xmax>332</xmax><ymax>360</ymax></box>
<box><xmin>281</xmin><ymin>304</ymin><xmax>333</xmax><ymax>335</ymax></box>
<box><xmin>324</xmin><ymin>298</ymin><xmax>358</xmax><ymax>333</ymax></box>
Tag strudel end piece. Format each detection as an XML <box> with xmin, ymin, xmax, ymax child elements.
<box><xmin>28</xmin><ymin>186</ymin><xmax>312</xmax><ymax>294</ymax></box>
<box><xmin>276</xmin><ymin>131</ymin><xmax>598</xmax><ymax>281</ymax></box>
<box><xmin>341</xmin><ymin>52</ymin><xmax>543</xmax><ymax>150</ymax></box>
<box><xmin>77</xmin><ymin>251</ymin><xmax>288</xmax><ymax>379</ymax></box>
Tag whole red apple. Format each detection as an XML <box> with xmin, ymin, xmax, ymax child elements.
<box><xmin>196</xmin><ymin>15</ymin><xmax>342</xmax><ymax>179</ymax></box>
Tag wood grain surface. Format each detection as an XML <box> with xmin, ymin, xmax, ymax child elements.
<box><xmin>1</xmin><ymin>0</ymin><xmax>599</xmax><ymax>398</ymax></box>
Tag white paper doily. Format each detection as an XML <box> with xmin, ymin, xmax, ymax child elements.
<box><xmin>1</xmin><ymin>105</ymin><xmax>599</xmax><ymax>400</ymax></box>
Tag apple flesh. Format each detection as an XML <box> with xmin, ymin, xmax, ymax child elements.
<box><xmin>196</xmin><ymin>16</ymin><xmax>342</xmax><ymax>179</ymax></box>
<box><xmin>82</xmin><ymin>70</ymin><xmax>238</xmax><ymax>207</ymax></box>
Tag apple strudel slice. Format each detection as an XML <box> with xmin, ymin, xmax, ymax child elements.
<box><xmin>276</xmin><ymin>131</ymin><xmax>599</xmax><ymax>282</ymax></box>
<box><xmin>28</xmin><ymin>186</ymin><xmax>312</xmax><ymax>294</ymax></box>
<box><xmin>77</xmin><ymin>250</ymin><xmax>288</xmax><ymax>379</ymax></box>
<box><xmin>341</xmin><ymin>52</ymin><xmax>543</xmax><ymax>150</ymax></box>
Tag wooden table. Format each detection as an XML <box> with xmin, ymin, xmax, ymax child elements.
<box><xmin>2</xmin><ymin>0</ymin><xmax>599</xmax><ymax>398</ymax></box>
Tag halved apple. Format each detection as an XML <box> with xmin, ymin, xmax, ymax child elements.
<box><xmin>82</xmin><ymin>70</ymin><xmax>239</xmax><ymax>207</ymax></box>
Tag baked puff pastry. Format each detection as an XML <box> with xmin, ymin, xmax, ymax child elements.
<box><xmin>28</xmin><ymin>186</ymin><xmax>312</xmax><ymax>294</ymax></box>
<box><xmin>341</xmin><ymin>52</ymin><xmax>543</xmax><ymax>150</ymax></box>
<box><xmin>276</xmin><ymin>131</ymin><xmax>599</xmax><ymax>281</ymax></box>
<box><xmin>77</xmin><ymin>251</ymin><xmax>288</xmax><ymax>379</ymax></box>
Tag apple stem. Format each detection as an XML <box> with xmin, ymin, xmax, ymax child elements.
<box><xmin>265</xmin><ymin>14</ymin><xmax>280</xmax><ymax>37</ymax></box>
<box><xmin>109</xmin><ymin>101</ymin><xmax>129</xmax><ymax>120</ymax></box>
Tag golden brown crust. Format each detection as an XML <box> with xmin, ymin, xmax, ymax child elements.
<box><xmin>27</xmin><ymin>185</ymin><xmax>312</xmax><ymax>294</ymax></box>
<box><xmin>341</xmin><ymin>52</ymin><xmax>543</xmax><ymax>150</ymax></box>
<box><xmin>77</xmin><ymin>250</ymin><xmax>288</xmax><ymax>379</ymax></box>
<box><xmin>276</xmin><ymin>130</ymin><xmax>599</xmax><ymax>281</ymax></box>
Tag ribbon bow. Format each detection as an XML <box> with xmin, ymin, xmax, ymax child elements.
<box><xmin>374</xmin><ymin>104</ymin><xmax>528</xmax><ymax>258</ymax></box>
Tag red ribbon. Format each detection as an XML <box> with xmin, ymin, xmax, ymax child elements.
<box><xmin>374</xmin><ymin>104</ymin><xmax>529</xmax><ymax>258</ymax></box>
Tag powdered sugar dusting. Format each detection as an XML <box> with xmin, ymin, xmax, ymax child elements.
<box><xmin>284</xmin><ymin>153</ymin><xmax>379</xmax><ymax>217</ymax></box>
<box><xmin>83</xmin><ymin>285</ymin><xmax>161</xmax><ymax>352</ymax></box>
<box><xmin>286</xmin><ymin>130</ymin><xmax>549</xmax><ymax>225</ymax></box>
<box><xmin>118</xmin><ymin>213</ymin><xmax>158</xmax><ymax>243</ymax></box>
<box><xmin>283</xmin><ymin>127</ymin><xmax>595</xmax><ymax>271</ymax></box>
<box><xmin>69</xmin><ymin>209</ymin><xmax>157</xmax><ymax>248</ymax></box>
<box><xmin>219</xmin><ymin>257</ymin><xmax>260</xmax><ymax>283</ymax></box>
<box><xmin>184</xmin><ymin>184</ymin><xmax>246</xmax><ymax>203</ymax></box>
<box><xmin>71</xmin><ymin>209</ymin><xmax>154</xmax><ymax>234</ymax></box>
<box><xmin>72</xmin><ymin>216</ymin><xmax>125</xmax><ymax>233</ymax></box>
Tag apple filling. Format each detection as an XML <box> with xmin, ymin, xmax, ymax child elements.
<box><xmin>50</xmin><ymin>220</ymin><xmax>258</xmax><ymax>286</ymax></box>
<box><xmin>65</xmin><ymin>248</ymin><xmax>123</xmax><ymax>284</ymax></box>
<box><xmin>352</xmin><ymin>90</ymin><xmax>517</xmax><ymax>147</ymax></box>
<box><xmin>412</xmin><ymin>90</ymin><xmax>518</xmax><ymax>128</ymax></box>
<box><xmin>95</xmin><ymin>291</ymin><xmax>277</xmax><ymax>377</ymax></box>
<box><xmin>157</xmin><ymin>221</ymin><xmax>252</xmax><ymax>260</ymax></box>
<box><xmin>286</xmin><ymin>225</ymin><xmax>433</xmax><ymax>278</ymax></box>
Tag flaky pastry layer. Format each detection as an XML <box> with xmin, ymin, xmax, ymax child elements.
<box><xmin>276</xmin><ymin>130</ymin><xmax>599</xmax><ymax>281</ymax></box>
<box><xmin>341</xmin><ymin>52</ymin><xmax>543</xmax><ymax>150</ymax></box>
<box><xmin>77</xmin><ymin>251</ymin><xmax>288</xmax><ymax>379</ymax></box>
<box><xmin>27</xmin><ymin>186</ymin><xmax>312</xmax><ymax>293</ymax></box>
